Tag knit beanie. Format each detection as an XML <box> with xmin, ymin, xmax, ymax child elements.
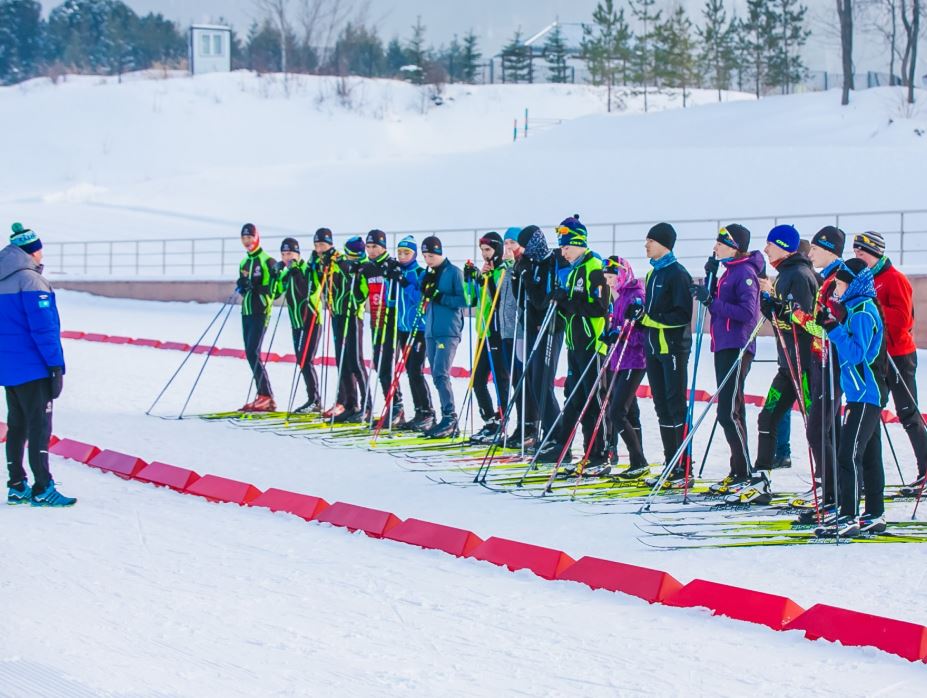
<box><xmin>240</xmin><ymin>222</ymin><xmax>260</xmax><ymax>252</ymax></box>
<box><xmin>280</xmin><ymin>237</ymin><xmax>300</xmax><ymax>254</ymax></box>
<box><xmin>647</xmin><ymin>222</ymin><xmax>677</xmax><ymax>251</ymax></box>
<box><xmin>504</xmin><ymin>227</ymin><xmax>522</xmax><ymax>244</ymax></box>
<box><xmin>10</xmin><ymin>222</ymin><xmax>42</xmax><ymax>255</ymax></box>
<box><xmin>767</xmin><ymin>224</ymin><xmax>800</xmax><ymax>254</ymax></box>
<box><xmin>397</xmin><ymin>235</ymin><xmax>417</xmax><ymax>256</ymax></box>
<box><xmin>853</xmin><ymin>231</ymin><xmax>886</xmax><ymax>258</ymax></box>
<box><xmin>717</xmin><ymin>223</ymin><xmax>750</xmax><ymax>253</ymax></box>
<box><xmin>836</xmin><ymin>257</ymin><xmax>869</xmax><ymax>284</ymax></box>
<box><xmin>366</xmin><ymin>229</ymin><xmax>387</xmax><ymax>248</ymax></box>
<box><xmin>344</xmin><ymin>235</ymin><xmax>365</xmax><ymax>257</ymax></box>
<box><xmin>811</xmin><ymin>226</ymin><xmax>846</xmax><ymax>256</ymax></box>
<box><xmin>519</xmin><ymin>226</ymin><xmax>550</xmax><ymax>262</ymax></box>
<box><xmin>314</xmin><ymin>227</ymin><xmax>333</xmax><ymax>245</ymax></box>
<box><xmin>422</xmin><ymin>236</ymin><xmax>443</xmax><ymax>255</ymax></box>
<box><xmin>557</xmin><ymin>215</ymin><xmax>588</xmax><ymax>248</ymax></box>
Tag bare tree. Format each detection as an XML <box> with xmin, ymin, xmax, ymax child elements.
<box><xmin>298</xmin><ymin>0</ymin><xmax>356</xmax><ymax>66</ymax></box>
<box><xmin>858</xmin><ymin>0</ymin><xmax>901</xmax><ymax>84</ymax></box>
<box><xmin>256</xmin><ymin>0</ymin><xmax>292</xmax><ymax>85</ymax></box>
<box><xmin>837</xmin><ymin>0</ymin><xmax>854</xmax><ymax>104</ymax></box>
<box><xmin>899</xmin><ymin>0</ymin><xmax>922</xmax><ymax>102</ymax></box>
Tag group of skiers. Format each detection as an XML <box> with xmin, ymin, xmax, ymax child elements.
<box><xmin>235</xmin><ymin>216</ymin><xmax>926</xmax><ymax>538</ymax></box>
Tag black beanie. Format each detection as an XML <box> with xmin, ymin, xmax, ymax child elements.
<box><xmin>366</xmin><ymin>229</ymin><xmax>387</xmax><ymax>248</ymax></box>
<box><xmin>241</xmin><ymin>222</ymin><xmax>257</xmax><ymax>237</ymax></box>
<box><xmin>422</xmin><ymin>236</ymin><xmax>443</xmax><ymax>255</ymax></box>
<box><xmin>647</xmin><ymin>222</ymin><xmax>677</xmax><ymax>251</ymax></box>
<box><xmin>479</xmin><ymin>231</ymin><xmax>504</xmax><ymax>264</ymax></box>
<box><xmin>280</xmin><ymin>237</ymin><xmax>300</xmax><ymax>254</ymax></box>
<box><xmin>314</xmin><ymin>227</ymin><xmax>333</xmax><ymax>245</ymax></box>
<box><xmin>517</xmin><ymin>225</ymin><xmax>540</xmax><ymax>249</ymax></box>
<box><xmin>718</xmin><ymin>223</ymin><xmax>750</xmax><ymax>253</ymax></box>
<box><xmin>811</xmin><ymin>226</ymin><xmax>846</xmax><ymax>257</ymax></box>
<box><xmin>835</xmin><ymin>257</ymin><xmax>868</xmax><ymax>284</ymax></box>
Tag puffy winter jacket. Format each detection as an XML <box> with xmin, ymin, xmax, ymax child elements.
<box><xmin>709</xmin><ymin>250</ymin><xmax>763</xmax><ymax>354</ymax></box>
<box><xmin>765</xmin><ymin>252</ymin><xmax>818</xmax><ymax>372</ymax></box>
<box><xmin>871</xmin><ymin>257</ymin><xmax>916</xmax><ymax>357</ymax></box>
<box><xmin>424</xmin><ymin>258</ymin><xmax>468</xmax><ymax>339</ymax></box>
<box><xmin>558</xmin><ymin>250</ymin><xmax>609</xmax><ymax>354</ymax></box>
<box><xmin>0</xmin><ymin>245</ymin><xmax>65</xmax><ymax>387</ymax></box>
<box><xmin>397</xmin><ymin>261</ymin><xmax>426</xmax><ymax>334</ymax></box>
<box><xmin>607</xmin><ymin>278</ymin><xmax>646</xmax><ymax>371</ymax></box>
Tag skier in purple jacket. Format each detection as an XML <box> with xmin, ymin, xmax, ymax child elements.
<box><xmin>598</xmin><ymin>256</ymin><xmax>649</xmax><ymax>479</ymax></box>
<box><xmin>691</xmin><ymin>225</ymin><xmax>763</xmax><ymax>493</ymax></box>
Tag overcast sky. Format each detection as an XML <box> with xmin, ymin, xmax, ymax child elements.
<box><xmin>38</xmin><ymin>0</ymin><xmax>922</xmax><ymax>74</ymax></box>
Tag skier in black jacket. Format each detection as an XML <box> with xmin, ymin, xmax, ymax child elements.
<box><xmin>513</xmin><ymin>225</ymin><xmax>566</xmax><ymax>460</ymax></box>
<box><xmin>626</xmin><ymin>223</ymin><xmax>693</xmax><ymax>482</ymax></box>
<box><xmin>742</xmin><ymin>224</ymin><xmax>819</xmax><ymax>504</ymax></box>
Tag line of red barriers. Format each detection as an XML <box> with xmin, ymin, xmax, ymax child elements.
<box><xmin>3</xmin><ymin>421</ymin><xmax>925</xmax><ymax>664</ymax></box>
<box><xmin>59</xmin><ymin>329</ymin><xmax>923</xmax><ymax>423</ymax></box>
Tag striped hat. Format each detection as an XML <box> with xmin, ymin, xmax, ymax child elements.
<box><xmin>10</xmin><ymin>222</ymin><xmax>42</xmax><ymax>254</ymax></box>
<box><xmin>853</xmin><ymin>231</ymin><xmax>885</xmax><ymax>258</ymax></box>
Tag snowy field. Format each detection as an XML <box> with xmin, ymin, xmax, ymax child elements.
<box><xmin>2</xmin><ymin>290</ymin><xmax>927</xmax><ymax>695</ymax></box>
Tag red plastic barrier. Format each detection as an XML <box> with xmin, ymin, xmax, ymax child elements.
<box><xmin>83</xmin><ymin>333</ymin><xmax>109</xmax><ymax>342</ymax></box>
<box><xmin>449</xmin><ymin>366</ymin><xmax>469</xmax><ymax>378</ymax></box>
<box><xmin>278</xmin><ymin>353</ymin><xmax>297</xmax><ymax>363</ymax></box>
<box><xmin>104</xmin><ymin>335</ymin><xmax>132</xmax><ymax>345</ymax></box>
<box><xmin>468</xmin><ymin>537</ymin><xmax>575</xmax><ymax>580</ymax></box>
<box><xmin>316</xmin><ymin>502</ymin><xmax>402</xmax><ymax>538</ymax></box>
<box><xmin>663</xmin><ymin>579</ymin><xmax>805</xmax><ymax>630</ymax></box>
<box><xmin>185</xmin><ymin>474</ymin><xmax>262</xmax><ymax>505</ymax></box>
<box><xmin>215</xmin><ymin>348</ymin><xmax>248</xmax><ymax>359</ymax></box>
<box><xmin>250</xmin><ymin>488</ymin><xmax>329</xmax><ymax>521</ymax></box>
<box><xmin>60</xmin><ymin>330</ymin><xmax>86</xmax><ymax>340</ymax></box>
<box><xmin>385</xmin><ymin>518</ymin><xmax>484</xmax><ymax>557</ymax></box>
<box><xmin>554</xmin><ymin>377</ymin><xmax>566</xmax><ymax>388</ymax></box>
<box><xmin>49</xmin><ymin>438</ymin><xmax>101</xmax><ymax>464</ymax></box>
<box><xmin>134</xmin><ymin>461</ymin><xmax>201</xmax><ymax>492</ymax></box>
<box><xmin>784</xmin><ymin>604</ymin><xmax>927</xmax><ymax>662</ymax></box>
<box><xmin>191</xmin><ymin>344</ymin><xmax>216</xmax><ymax>355</ymax></box>
<box><xmin>129</xmin><ymin>338</ymin><xmax>163</xmax><ymax>348</ymax></box>
<box><xmin>744</xmin><ymin>394</ymin><xmax>765</xmax><ymax>407</ymax></box>
<box><xmin>49</xmin><ymin>434</ymin><xmax>59</xmax><ymax>447</ymax></box>
<box><xmin>160</xmin><ymin>341</ymin><xmax>192</xmax><ymax>351</ymax></box>
<box><xmin>0</xmin><ymin>421</ymin><xmax>7</xmax><ymax>442</ymax></box>
<box><xmin>87</xmin><ymin>449</ymin><xmax>148</xmax><ymax>479</ymax></box>
<box><xmin>556</xmin><ymin>556</ymin><xmax>683</xmax><ymax>603</ymax></box>
<box><xmin>262</xmin><ymin>352</ymin><xmax>282</xmax><ymax>363</ymax></box>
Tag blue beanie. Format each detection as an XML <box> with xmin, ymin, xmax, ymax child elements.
<box><xmin>397</xmin><ymin>235</ymin><xmax>417</xmax><ymax>256</ymax></box>
<box><xmin>504</xmin><ymin>227</ymin><xmax>521</xmax><ymax>243</ymax></box>
<box><xmin>767</xmin><ymin>224</ymin><xmax>800</xmax><ymax>254</ymax></box>
<box><xmin>344</xmin><ymin>235</ymin><xmax>365</xmax><ymax>257</ymax></box>
<box><xmin>557</xmin><ymin>215</ymin><xmax>588</xmax><ymax>248</ymax></box>
<box><xmin>10</xmin><ymin>222</ymin><xmax>42</xmax><ymax>255</ymax></box>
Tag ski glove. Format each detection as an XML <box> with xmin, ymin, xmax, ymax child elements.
<box><xmin>816</xmin><ymin>306</ymin><xmax>839</xmax><ymax>332</ymax></box>
<box><xmin>421</xmin><ymin>274</ymin><xmax>440</xmax><ymax>302</ymax></box>
<box><xmin>49</xmin><ymin>366</ymin><xmax>64</xmax><ymax>400</ymax></box>
<box><xmin>463</xmin><ymin>261</ymin><xmax>479</xmax><ymax>283</ymax></box>
<box><xmin>690</xmin><ymin>283</ymin><xmax>712</xmax><ymax>307</ymax></box>
<box><xmin>236</xmin><ymin>277</ymin><xmax>251</xmax><ymax>296</ymax></box>
<box><xmin>624</xmin><ymin>302</ymin><xmax>645</xmax><ymax>322</ymax></box>
<box><xmin>603</xmin><ymin>328</ymin><xmax>621</xmax><ymax>345</ymax></box>
<box><xmin>273</xmin><ymin>260</ymin><xmax>286</xmax><ymax>274</ymax></box>
<box><xmin>704</xmin><ymin>255</ymin><xmax>720</xmax><ymax>279</ymax></box>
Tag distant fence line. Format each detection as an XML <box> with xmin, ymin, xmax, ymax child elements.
<box><xmin>43</xmin><ymin>208</ymin><xmax>927</xmax><ymax>278</ymax></box>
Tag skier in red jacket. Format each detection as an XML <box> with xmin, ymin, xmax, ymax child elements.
<box><xmin>854</xmin><ymin>231</ymin><xmax>927</xmax><ymax>491</ymax></box>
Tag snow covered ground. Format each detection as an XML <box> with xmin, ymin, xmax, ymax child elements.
<box><xmin>3</xmin><ymin>290</ymin><xmax>926</xmax><ymax>695</ymax></box>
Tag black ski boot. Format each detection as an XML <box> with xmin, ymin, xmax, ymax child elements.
<box><xmin>425</xmin><ymin>413</ymin><xmax>458</xmax><ymax>439</ymax></box>
<box><xmin>292</xmin><ymin>399</ymin><xmax>320</xmax><ymax>415</ymax></box>
<box><xmin>405</xmin><ymin>409</ymin><xmax>435</xmax><ymax>433</ymax></box>
<box><xmin>469</xmin><ymin>417</ymin><xmax>501</xmax><ymax>444</ymax></box>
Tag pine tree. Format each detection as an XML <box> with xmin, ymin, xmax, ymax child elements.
<box><xmin>501</xmin><ymin>29</ymin><xmax>531</xmax><ymax>83</ymax></box>
<box><xmin>444</xmin><ymin>34</ymin><xmax>464</xmax><ymax>83</ymax></box>
<box><xmin>696</xmin><ymin>0</ymin><xmax>737</xmax><ymax>101</ymax></box>
<box><xmin>329</xmin><ymin>22</ymin><xmax>385</xmax><ymax>77</ymax></box>
<box><xmin>629</xmin><ymin>0</ymin><xmax>663</xmax><ymax>111</ymax></box>
<box><xmin>385</xmin><ymin>37</ymin><xmax>406</xmax><ymax>76</ymax></box>
<box><xmin>581</xmin><ymin>0</ymin><xmax>633</xmax><ymax>110</ymax></box>
<box><xmin>765</xmin><ymin>0</ymin><xmax>810</xmax><ymax>94</ymax></box>
<box><xmin>461</xmin><ymin>30</ymin><xmax>481</xmax><ymax>83</ymax></box>
<box><xmin>404</xmin><ymin>15</ymin><xmax>427</xmax><ymax>84</ymax></box>
<box><xmin>544</xmin><ymin>23</ymin><xmax>570</xmax><ymax>83</ymax></box>
<box><xmin>655</xmin><ymin>4</ymin><xmax>698</xmax><ymax>106</ymax></box>
<box><xmin>0</xmin><ymin>0</ymin><xmax>43</xmax><ymax>85</ymax></box>
<box><xmin>743</xmin><ymin>0</ymin><xmax>775</xmax><ymax>97</ymax></box>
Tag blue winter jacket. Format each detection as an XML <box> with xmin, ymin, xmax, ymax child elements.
<box><xmin>424</xmin><ymin>258</ymin><xmax>468</xmax><ymax>339</ymax></box>
<box><xmin>827</xmin><ymin>270</ymin><xmax>886</xmax><ymax>407</ymax></box>
<box><xmin>0</xmin><ymin>244</ymin><xmax>65</xmax><ymax>387</ymax></box>
<box><xmin>397</xmin><ymin>261</ymin><xmax>426</xmax><ymax>333</ymax></box>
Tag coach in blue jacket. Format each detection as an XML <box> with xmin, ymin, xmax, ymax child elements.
<box><xmin>0</xmin><ymin>223</ymin><xmax>75</xmax><ymax>507</ymax></box>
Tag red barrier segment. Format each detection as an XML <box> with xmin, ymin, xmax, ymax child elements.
<box><xmin>556</xmin><ymin>556</ymin><xmax>683</xmax><ymax>603</ymax></box>
<box><xmin>135</xmin><ymin>461</ymin><xmax>201</xmax><ymax>492</ymax></box>
<box><xmin>385</xmin><ymin>518</ymin><xmax>484</xmax><ymax>557</ymax></box>
<box><xmin>191</xmin><ymin>345</ymin><xmax>215</xmax><ymax>355</ymax></box>
<box><xmin>104</xmin><ymin>335</ymin><xmax>133</xmax><ymax>345</ymax></box>
<box><xmin>83</xmin><ymin>333</ymin><xmax>109</xmax><ymax>342</ymax></box>
<box><xmin>250</xmin><ymin>488</ymin><xmax>330</xmax><ymax>521</ymax></box>
<box><xmin>60</xmin><ymin>330</ymin><xmax>85</xmax><ymax>340</ymax></box>
<box><xmin>278</xmin><ymin>353</ymin><xmax>297</xmax><ymax>363</ymax></box>
<box><xmin>663</xmin><ymin>579</ymin><xmax>805</xmax><ymax>630</ymax></box>
<box><xmin>215</xmin><ymin>348</ymin><xmax>248</xmax><ymax>359</ymax></box>
<box><xmin>87</xmin><ymin>449</ymin><xmax>148</xmax><ymax>479</ymax></box>
<box><xmin>784</xmin><ymin>604</ymin><xmax>927</xmax><ymax>662</ymax></box>
<box><xmin>159</xmin><ymin>341</ymin><xmax>192</xmax><ymax>351</ymax></box>
<box><xmin>49</xmin><ymin>438</ymin><xmax>101</xmax><ymax>464</ymax></box>
<box><xmin>0</xmin><ymin>421</ymin><xmax>7</xmax><ymax>443</ymax></box>
<box><xmin>49</xmin><ymin>434</ymin><xmax>60</xmax><ymax>447</ymax></box>
<box><xmin>129</xmin><ymin>337</ymin><xmax>163</xmax><ymax>348</ymax></box>
<box><xmin>316</xmin><ymin>502</ymin><xmax>402</xmax><ymax>538</ymax></box>
<box><xmin>185</xmin><ymin>474</ymin><xmax>262</xmax><ymax>505</ymax></box>
<box><xmin>468</xmin><ymin>537</ymin><xmax>575</xmax><ymax>581</ymax></box>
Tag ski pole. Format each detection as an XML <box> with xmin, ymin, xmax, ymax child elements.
<box><xmin>682</xmin><ymin>269</ymin><xmax>713</xmax><ymax>493</ymax></box>
<box><xmin>880</xmin><ymin>413</ymin><xmax>906</xmax><ymax>484</ymax></box>
<box><xmin>177</xmin><ymin>299</ymin><xmax>237</xmax><ymax>419</ymax></box>
<box><xmin>882</xmin><ymin>354</ymin><xmax>927</xmax><ymax>518</ymax></box>
<box><xmin>285</xmin><ymin>260</ymin><xmax>334</xmax><ymax>418</ymax></box>
<box><xmin>696</xmin><ymin>416</ymin><xmax>720</xmax><ymax>478</ymax></box>
<box><xmin>242</xmin><ymin>298</ymin><xmax>284</xmax><ymax>408</ymax></box>
<box><xmin>640</xmin><ymin>316</ymin><xmax>767</xmax><ymax>510</ymax></box>
<box><xmin>363</xmin><ymin>278</ymin><xmax>392</xmax><ymax>429</ymax></box>
<box><xmin>329</xmin><ymin>271</ymin><xmax>356</xmax><ymax>431</ymax></box>
<box><xmin>146</xmin><ymin>291</ymin><xmax>236</xmax><ymax>415</ymax></box>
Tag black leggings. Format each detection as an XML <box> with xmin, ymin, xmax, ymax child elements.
<box><xmin>243</xmin><ymin>312</ymin><xmax>272</xmax><ymax>397</ymax></box>
<box><xmin>292</xmin><ymin>319</ymin><xmax>321</xmax><ymax>404</ymax></box>
<box><xmin>332</xmin><ymin>315</ymin><xmax>366</xmax><ymax>412</ymax></box>
<box><xmin>473</xmin><ymin>333</ymin><xmax>510</xmax><ymax>421</ymax></box>
<box><xmin>528</xmin><ymin>326</ymin><xmax>564</xmax><ymax>441</ymax></box>
<box><xmin>562</xmin><ymin>348</ymin><xmax>605</xmax><ymax>457</ymax></box>
<box><xmin>807</xmin><ymin>351</ymin><xmax>842</xmax><ymax>502</ymax></box>
<box><xmin>398</xmin><ymin>330</ymin><xmax>432</xmax><ymax>413</ymax></box>
<box><xmin>838</xmin><ymin>402</ymin><xmax>884</xmax><ymax>518</ymax></box>
<box><xmin>373</xmin><ymin>310</ymin><xmax>400</xmax><ymax>405</ymax></box>
<box><xmin>607</xmin><ymin>368</ymin><xmax>646</xmax><ymax>468</ymax></box>
<box><xmin>5</xmin><ymin>378</ymin><xmax>53</xmax><ymax>494</ymax></box>
<box><xmin>755</xmin><ymin>367</ymin><xmax>808</xmax><ymax>470</ymax></box>
<box><xmin>646</xmin><ymin>353</ymin><xmax>690</xmax><ymax>466</ymax></box>
<box><xmin>714</xmin><ymin>349</ymin><xmax>753</xmax><ymax>479</ymax></box>
<box><xmin>888</xmin><ymin>352</ymin><xmax>927</xmax><ymax>477</ymax></box>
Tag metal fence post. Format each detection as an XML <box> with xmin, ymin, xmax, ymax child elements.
<box><xmin>900</xmin><ymin>212</ymin><xmax>905</xmax><ymax>265</ymax></box>
<box><xmin>108</xmin><ymin>241</ymin><xmax>113</xmax><ymax>274</ymax></box>
<box><xmin>611</xmin><ymin>224</ymin><xmax>616</xmax><ymax>255</ymax></box>
<box><xmin>191</xmin><ymin>239</ymin><xmax>196</xmax><ymax>274</ymax></box>
<box><xmin>162</xmin><ymin>240</ymin><xmax>166</xmax><ymax>275</ymax></box>
<box><xmin>83</xmin><ymin>242</ymin><xmax>88</xmax><ymax>274</ymax></box>
<box><xmin>135</xmin><ymin>240</ymin><xmax>140</xmax><ymax>275</ymax></box>
<box><xmin>220</xmin><ymin>237</ymin><xmax>226</xmax><ymax>276</ymax></box>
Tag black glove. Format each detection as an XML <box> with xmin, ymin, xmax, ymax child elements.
<box><xmin>463</xmin><ymin>261</ymin><xmax>479</xmax><ymax>283</ymax></box>
<box><xmin>273</xmin><ymin>260</ymin><xmax>286</xmax><ymax>275</ymax></box>
<box><xmin>704</xmin><ymin>256</ymin><xmax>720</xmax><ymax>279</ymax></box>
<box><xmin>603</xmin><ymin>328</ymin><xmax>621</xmax><ymax>345</ymax></box>
<box><xmin>624</xmin><ymin>302</ymin><xmax>645</xmax><ymax>322</ymax></box>
<box><xmin>690</xmin><ymin>283</ymin><xmax>712</xmax><ymax>307</ymax></box>
<box><xmin>49</xmin><ymin>366</ymin><xmax>63</xmax><ymax>400</ymax></box>
<box><xmin>421</xmin><ymin>272</ymin><xmax>439</xmax><ymax>301</ymax></box>
<box><xmin>235</xmin><ymin>276</ymin><xmax>251</xmax><ymax>296</ymax></box>
<box><xmin>816</xmin><ymin>306</ymin><xmax>838</xmax><ymax>332</ymax></box>
<box><xmin>385</xmin><ymin>262</ymin><xmax>404</xmax><ymax>282</ymax></box>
